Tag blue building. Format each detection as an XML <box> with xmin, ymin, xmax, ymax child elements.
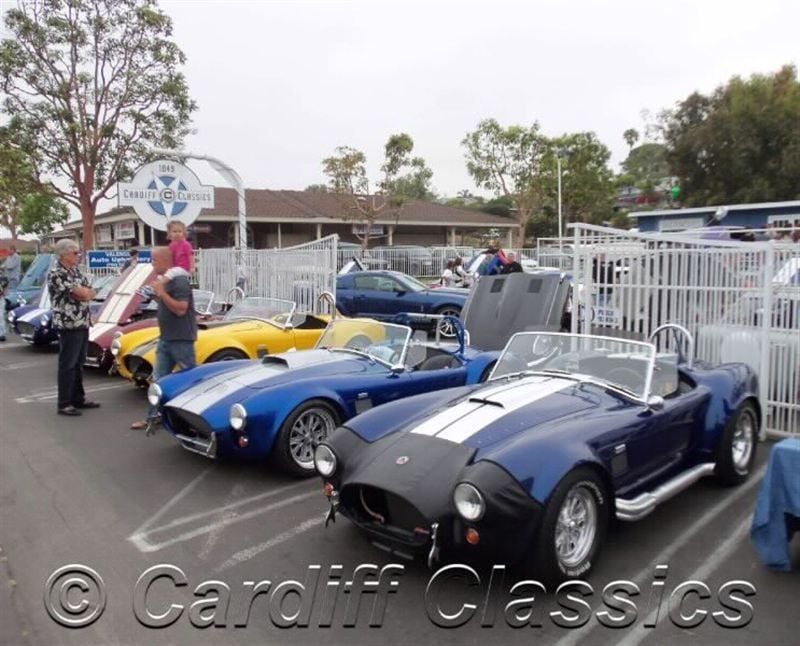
<box><xmin>632</xmin><ymin>200</ymin><xmax>800</xmax><ymax>234</ymax></box>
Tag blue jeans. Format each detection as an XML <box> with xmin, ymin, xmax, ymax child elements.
<box><xmin>148</xmin><ymin>338</ymin><xmax>196</xmax><ymax>419</ymax></box>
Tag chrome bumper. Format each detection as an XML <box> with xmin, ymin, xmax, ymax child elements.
<box><xmin>175</xmin><ymin>432</ymin><xmax>217</xmax><ymax>459</ymax></box>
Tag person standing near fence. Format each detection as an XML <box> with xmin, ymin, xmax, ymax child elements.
<box><xmin>130</xmin><ymin>246</ymin><xmax>196</xmax><ymax>431</ymax></box>
<box><xmin>3</xmin><ymin>245</ymin><xmax>21</xmax><ymax>292</ymax></box>
<box><xmin>49</xmin><ymin>239</ymin><xmax>99</xmax><ymax>416</ymax></box>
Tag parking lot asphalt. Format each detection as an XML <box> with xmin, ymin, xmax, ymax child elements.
<box><xmin>1</xmin><ymin>340</ymin><xmax>798</xmax><ymax>646</ymax></box>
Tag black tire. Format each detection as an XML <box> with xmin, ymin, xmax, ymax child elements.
<box><xmin>435</xmin><ymin>306</ymin><xmax>462</xmax><ymax>338</ymax></box>
<box><xmin>528</xmin><ymin>467</ymin><xmax>609</xmax><ymax>584</ymax></box>
<box><xmin>714</xmin><ymin>400</ymin><xmax>758</xmax><ymax>486</ymax></box>
<box><xmin>207</xmin><ymin>348</ymin><xmax>249</xmax><ymax>362</ymax></box>
<box><xmin>272</xmin><ymin>399</ymin><xmax>341</xmax><ymax>477</ymax></box>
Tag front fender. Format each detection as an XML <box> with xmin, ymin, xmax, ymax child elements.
<box><xmin>694</xmin><ymin>363</ymin><xmax>761</xmax><ymax>454</ymax></box>
<box><xmin>245</xmin><ymin>386</ymin><xmax>350</xmax><ymax>456</ymax></box>
<box><xmin>481</xmin><ymin>433</ymin><xmax>609</xmax><ymax>507</ymax></box>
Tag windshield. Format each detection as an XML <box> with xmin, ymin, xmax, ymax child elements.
<box><xmin>396</xmin><ymin>273</ymin><xmax>427</xmax><ymax>292</ymax></box>
<box><xmin>490</xmin><ymin>332</ymin><xmax>656</xmax><ymax>400</ymax></box>
<box><xmin>92</xmin><ymin>275</ymin><xmax>117</xmax><ymax>301</ymax></box>
<box><xmin>223</xmin><ymin>297</ymin><xmax>296</xmax><ymax>327</ymax></box>
<box><xmin>17</xmin><ymin>254</ymin><xmax>53</xmax><ymax>290</ymax></box>
<box><xmin>315</xmin><ymin>318</ymin><xmax>412</xmax><ymax>366</ymax></box>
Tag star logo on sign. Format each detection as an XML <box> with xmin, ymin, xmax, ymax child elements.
<box><xmin>147</xmin><ymin>173</ymin><xmax>189</xmax><ymax>218</ymax></box>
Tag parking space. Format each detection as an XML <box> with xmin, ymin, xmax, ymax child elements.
<box><xmin>0</xmin><ymin>341</ymin><xmax>797</xmax><ymax>645</ymax></box>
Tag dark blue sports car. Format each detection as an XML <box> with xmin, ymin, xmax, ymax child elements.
<box><xmin>335</xmin><ymin>270</ymin><xmax>468</xmax><ymax>336</ymax></box>
<box><xmin>9</xmin><ymin>273</ymin><xmax>120</xmax><ymax>346</ymax></box>
<box><xmin>148</xmin><ymin>272</ymin><xmax>572</xmax><ymax>477</ymax></box>
<box><xmin>316</xmin><ymin>324</ymin><xmax>761</xmax><ymax>583</ymax></box>
<box><xmin>4</xmin><ymin>252</ymin><xmax>53</xmax><ymax>312</ymax></box>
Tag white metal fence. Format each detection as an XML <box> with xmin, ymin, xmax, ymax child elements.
<box><xmin>335</xmin><ymin>245</ymin><xmax>570</xmax><ymax>277</ymax></box>
<box><xmin>570</xmin><ymin>223</ymin><xmax>799</xmax><ymax>436</ymax></box>
<box><xmin>197</xmin><ymin>235</ymin><xmax>338</xmax><ymax>314</ymax></box>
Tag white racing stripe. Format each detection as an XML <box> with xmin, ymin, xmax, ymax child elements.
<box><xmin>17</xmin><ymin>308</ymin><xmax>47</xmax><ymax>323</ymax></box>
<box><xmin>168</xmin><ymin>363</ymin><xmax>284</xmax><ymax>415</ymax></box>
<box><xmin>97</xmin><ymin>264</ymin><xmax>152</xmax><ymax>324</ymax></box>
<box><xmin>89</xmin><ymin>322</ymin><xmax>115</xmax><ymax>342</ymax></box>
<box><xmin>412</xmin><ymin>375</ymin><xmax>572</xmax><ymax>444</ymax></box>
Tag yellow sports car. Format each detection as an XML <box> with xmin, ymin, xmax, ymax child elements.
<box><xmin>113</xmin><ymin>297</ymin><xmax>331</xmax><ymax>385</ymax></box>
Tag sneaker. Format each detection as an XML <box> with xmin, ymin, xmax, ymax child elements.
<box><xmin>57</xmin><ymin>406</ymin><xmax>82</xmax><ymax>416</ymax></box>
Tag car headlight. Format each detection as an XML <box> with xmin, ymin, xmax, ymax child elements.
<box><xmin>110</xmin><ymin>338</ymin><xmax>122</xmax><ymax>356</ymax></box>
<box><xmin>7</xmin><ymin>311</ymin><xmax>15</xmax><ymax>323</ymax></box>
<box><xmin>453</xmin><ymin>483</ymin><xmax>485</xmax><ymax>521</ymax></box>
<box><xmin>147</xmin><ymin>383</ymin><xmax>162</xmax><ymax>407</ymax></box>
<box><xmin>42</xmin><ymin>314</ymin><xmax>50</xmax><ymax>326</ymax></box>
<box><xmin>229</xmin><ymin>403</ymin><xmax>247</xmax><ymax>431</ymax></box>
<box><xmin>314</xmin><ymin>444</ymin><xmax>337</xmax><ymax>477</ymax></box>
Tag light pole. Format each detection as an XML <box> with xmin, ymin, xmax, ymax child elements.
<box><xmin>557</xmin><ymin>154</ymin><xmax>563</xmax><ymax>241</ymax></box>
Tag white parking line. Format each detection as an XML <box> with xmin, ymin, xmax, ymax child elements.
<box><xmin>553</xmin><ymin>464</ymin><xmax>766</xmax><ymax>646</ymax></box>
<box><xmin>616</xmin><ymin>512</ymin><xmax>752</xmax><ymax>646</ymax></box>
<box><xmin>198</xmin><ymin>482</ymin><xmax>246</xmax><ymax>560</ymax></box>
<box><xmin>129</xmin><ymin>490</ymin><xmax>319</xmax><ymax>553</ymax></box>
<box><xmin>2</xmin><ymin>360</ymin><xmax>50</xmax><ymax>371</ymax></box>
<box><xmin>136</xmin><ymin>479</ymin><xmax>313</xmax><ymax>537</ymax></box>
<box><xmin>216</xmin><ymin>514</ymin><xmax>327</xmax><ymax>572</ymax></box>
<box><xmin>14</xmin><ymin>382</ymin><xmax>129</xmax><ymax>403</ymax></box>
<box><xmin>129</xmin><ymin>467</ymin><xmax>214</xmax><ymax>538</ymax></box>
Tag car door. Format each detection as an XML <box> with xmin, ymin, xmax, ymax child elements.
<box><xmin>608</xmin><ymin>389</ymin><xmax>706</xmax><ymax>494</ymax></box>
<box><xmin>366</xmin><ymin>275</ymin><xmax>417</xmax><ymax>318</ymax></box>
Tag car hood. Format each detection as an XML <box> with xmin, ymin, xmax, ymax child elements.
<box><xmin>94</xmin><ymin>264</ymin><xmax>155</xmax><ymax>327</ymax></box>
<box><xmin>11</xmin><ymin>305</ymin><xmax>49</xmax><ymax>326</ymax></box>
<box><xmin>165</xmin><ymin>349</ymin><xmax>371</xmax><ymax>417</ymax></box>
<box><xmin>461</xmin><ymin>272</ymin><xmax>570</xmax><ymax>351</ymax></box>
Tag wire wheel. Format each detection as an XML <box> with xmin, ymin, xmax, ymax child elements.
<box><xmin>287</xmin><ymin>406</ymin><xmax>337</xmax><ymax>471</ymax></box>
<box><xmin>554</xmin><ymin>485</ymin><xmax>598</xmax><ymax>569</ymax></box>
<box><xmin>436</xmin><ymin>307</ymin><xmax>461</xmax><ymax>338</ymax></box>
<box><xmin>731</xmin><ymin>407</ymin><xmax>756</xmax><ymax>474</ymax></box>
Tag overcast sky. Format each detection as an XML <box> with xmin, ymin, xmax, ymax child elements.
<box><xmin>2</xmin><ymin>0</ymin><xmax>799</xmax><ymax>231</ymax></box>
<box><xmin>153</xmin><ymin>0</ymin><xmax>799</xmax><ymax>197</ymax></box>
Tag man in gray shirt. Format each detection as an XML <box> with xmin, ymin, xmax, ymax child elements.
<box><xmin>3</xmin><ymin>245</ymin><xmax>21</xmax><ymax>291</ymax></box>
<box><xmin>131</xmin><ymin>246</ymin><xmax>196</xmax><ymax>430</ymax></box>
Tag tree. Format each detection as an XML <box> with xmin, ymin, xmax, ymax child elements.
<box><xmin>623</xmin><ymin>128</ymin><xmax>639</xmax><ymax>150</ymax></box>
<box><xmin>0</xmin><ymin>0</ymin><xmax>196</xmax><ymax>248</ymax></box>
<box><xmin>661</xmin><ymin>64</ymin><xmax>800</xmax><ymax>206</ymax></box>
<box><xmin>0</xmin><ymin>119</ymin><xmax>67</xmax><ymax>238</ymax></box>
<box><xmin>19</xmin><ymin>193</ymin><xmax>69</xmax><ymax>236</ymax></box>
<box><xmin>322</xmin><ymin>133</ymin><xmax>434</xmax><ymax>248</ymax></box>
<box><xmin>462</xmin><ymin>119</ymin><xmax>547</xmax><ymax>247</ymax></box>
<box><xmin>538</xmin><ymin>132</ymin><xmax>617</xmax><ymax>229</ymax></box>
<box><xmin>304</xmin><ymin>184</ymin><xmax>329</xmax><ymax>193</ymax></box>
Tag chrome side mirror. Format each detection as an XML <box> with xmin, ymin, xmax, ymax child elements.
<box><xmin>647</xmin><ymin>395</ymin><xmax>665</xmax><ymax>411</ymax></box>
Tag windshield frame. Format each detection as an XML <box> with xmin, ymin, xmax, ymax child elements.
<box><xmin>315</xmin><ymin>319</ymin><xmax>413</xmax><ymax>369</ymax></box>
<box><xmin>223</xmin><ymin>297</ymin><xmax>297</xmax><ymax>329</ymax></box>
<box><xmin>488</xmin><ymin>331</ymin><xmax>657</xmax><ymax>403</ymax></box>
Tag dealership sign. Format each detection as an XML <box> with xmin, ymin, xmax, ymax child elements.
<box><xmin>117</xmin><ymin>160</ymin><xmax>215</xmax><ymax>231</ymax></box>
<box><xmin>87</xmin><ymin>249</ymin><xmax>152</xmax><ymax>269</ymax></box>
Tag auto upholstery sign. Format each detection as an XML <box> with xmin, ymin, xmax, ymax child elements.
<box><xmin>117</xmin><ymin>160</ymin><xmax>215</xmax><ymax>231</ymax></box>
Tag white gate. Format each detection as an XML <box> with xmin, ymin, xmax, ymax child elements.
<box><xmin>571</xmin><ymin>224</ymin><xmax>799</xmax><ymax>436</ymax></box>
<box><xmin>197</xmin><ymin>236</ymin><xmax>338</xmax><ymax>314</ymax></box>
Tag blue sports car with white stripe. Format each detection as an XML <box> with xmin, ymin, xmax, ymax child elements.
<box><xmin>316</xmin><ymin>325</ymin><xmax>761</xmax><ymax>583</ymax></box>
<box><xmin>148</xmin><ymin>272</ymin><xmax>572</xmax><ymax>477</ymax></box>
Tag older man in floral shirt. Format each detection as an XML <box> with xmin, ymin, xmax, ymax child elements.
<box><xmin>48</xmin><ymin>239</ymin><xmax>100</xmax><ymax>416</ymax></box>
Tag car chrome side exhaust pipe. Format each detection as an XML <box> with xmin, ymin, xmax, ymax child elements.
<box><xmin>615</xmin><ymin>462</ymin><xmax>716</xmax><ymax>522</ymax></box>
